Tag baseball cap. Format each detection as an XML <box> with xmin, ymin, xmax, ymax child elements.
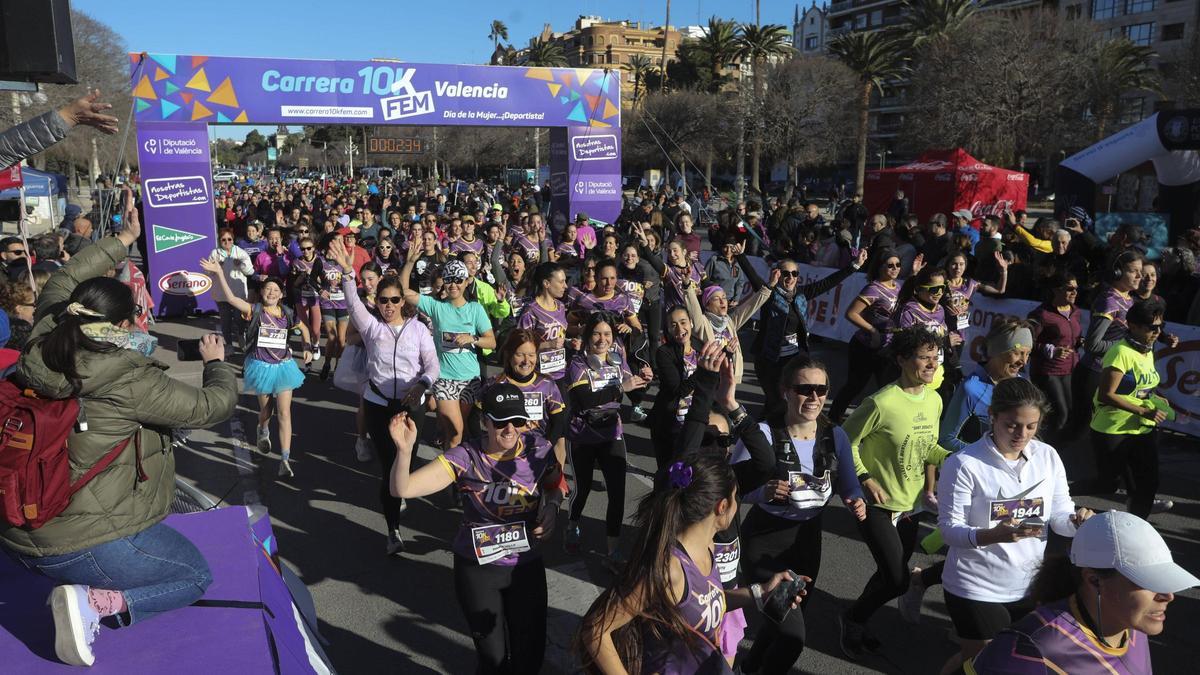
<box><xmin>441</xmin><ymin>259</ymin><xmax>469</xmax><ymax>283</ymax></box>
<box><xmin>336</xmin><ymin>226</ymin><xmax>354</xmax><ymax>236</ymax></box>
<box><xmin>481</xmin><ymin>382</ymin><xmax>530</xmax><ymax>425</ymax></box>
<box><xmin>1070</xmin><ymin>511</ymin><xmax>1200</xmax><ymax>594</ymax></box>
<box><xmin>575</xmin><ymin>211</ymin><xmax>589</xmax><ymax>222</ymax></box>
<box><xmin>952</xmin><ymin>209</ymin><xmax>973</xmax><ymax>221</ymax></box>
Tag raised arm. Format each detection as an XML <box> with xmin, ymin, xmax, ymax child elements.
<box><xmin>398</xmin><ymin>248</ymin><xmax>423</xmax><ymax>306</ymax></box>
<box><xmin>799</xmin><ymin>248</ymin><xmax>866</xmax><ymax>300</ymax></box>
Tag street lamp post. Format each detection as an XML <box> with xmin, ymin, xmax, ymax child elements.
<box><xmin>876</xmin><ymin>150</ymin><xmax>892</xmax><ymax>170</ymax></box>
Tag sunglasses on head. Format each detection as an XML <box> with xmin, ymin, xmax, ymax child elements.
<box><xmin>919</xmin><ymin>284</ymin><xmax>946</xmax><ymax>294</ymax></box>
<box><xmin>376</xmin><ymin>295</ymin><xmax>404</xmax><ymax>305</ymax></box>
<box><xmin>790</xmin><ymin>383</ymin><xmax>830</xmax><ymax>397</ymax></box>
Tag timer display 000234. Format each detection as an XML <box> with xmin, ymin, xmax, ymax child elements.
<box><xmin>365</xmin><ymin>136</ymin><xmax>426</xmax><ymax>154</ymax></box>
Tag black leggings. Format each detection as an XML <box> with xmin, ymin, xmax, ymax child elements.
<box><xmin>1032</xmin><ymin>372</ymin><xmax>1073</xmax><ymax>440</ymax></box>
<box><xmin>739</xmin><ymin>508</ymin><xmax>824</xmax><ymax>674</ymax></box>
<box><xmin>830</xmin><ymin>338</ymin><xmax>889</xmax><ymax>423</ymax></box>
<box><xmin>365</xmin><ymin>397</ymin><xmax>427</xmax><ymax>532</ymax></box>
<box><xmin>640</xmin><ymin>299</ymin><xmax>662</xmax><ymax>366</ymax></box>
<box><xmin>567</xmin><ymin>439</ymin><xmax>627</xmax><ymax>537</ymax></box>
<box><xmin>848</xmin><ymin>506</ymin><xmax>923</xmax><ymax>624</ymax></box>
<box><xmin>453</xmin><ymin>556</ymin><xmax>547</xmax><ymax>675</ymax></box>
<box><xmin>1087</xmin><ymin>430</ymin><xmax>1160</xmax><ymax>519</ymax></box>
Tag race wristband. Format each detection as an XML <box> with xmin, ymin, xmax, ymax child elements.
<box><xmin>750</xmin><ymin>583</ymin><xmax>765</xmax><ymax>611</ymax></box>
<box><xmin>857</xmin><ymin>472</ymin><xmax>873</xmax><ymax>484</ymax></box>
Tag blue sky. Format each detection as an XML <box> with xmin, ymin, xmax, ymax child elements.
<box><xmin>75</xmin><ymin>0</ymin><xmax>798</xmax><ymax>140</ymax></box>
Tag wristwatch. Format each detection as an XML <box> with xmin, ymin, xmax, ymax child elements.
<box><xmin>750</xmin><ymin>583</ymin><xmax>765</xmax><ymax>611</ymax></box>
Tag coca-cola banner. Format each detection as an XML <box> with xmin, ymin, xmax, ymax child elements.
<box><xmin>865</xmin><ymin>148</ymin><xmax>1028</xmax><ymax>224</ymax></box>
<box><xmin>0</xmin><ymin>164</ymin><xmax>21</xmax><ymax>190</ymax></box>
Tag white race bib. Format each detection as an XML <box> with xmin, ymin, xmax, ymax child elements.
<box><xmin>523</xmin><ymin>391</ymin><xmax>545</xmax><ymax>421</ymax></box>
<box><xmin>588</xmin><ymin>365</ymin><xmax>621</xmax><ymax>392</ymax></box>
<box><xmin>538</xmin><ymin>348</ymin><xmax>566</xmax><ymax>375</ymax></box>
<box><xmin>257</xmin><ymin>325</ymin><xmax>288</xmax><ymax>351</ymax></box>
<box><xmin>956</xmin><ymin>312</ymin><xmax>969</xmax><ymax>331</ymax></box>
<box><xmin>471</xmin><ymin>522</ymin><xmax>531</xmax><ymax>565</ymax></box>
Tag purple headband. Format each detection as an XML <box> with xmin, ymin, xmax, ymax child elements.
<box><xmin>701</xmin><ymin>285</ymin><xmax>726</xmax><ymax>307</ymax></box>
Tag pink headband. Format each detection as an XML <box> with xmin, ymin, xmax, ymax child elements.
<box><xmin>702</xmin><ymin>285</ymin><xmax>725</xmax><ymax>306</ymax></box>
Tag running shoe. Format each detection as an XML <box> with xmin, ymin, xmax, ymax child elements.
<box><xmin>1151</xmin><ymin>499</ymin><xmax>1175</xmax><ymax>514</ymax></box>
<box><xmin>355</xmin><ymin>437</ymin><xmax>375</xmax><ymax>462</ymax></box>
<box><xmin>563</xmin><ymin>522</ymin><xmax>582</xmax><ymax>555</ymax></box>
<box><xmin>256</xmin><ymin>425</ymin><xmax>271</xmax><ymax>453</ymax></box>
<box><xmin>320</xmin><ymin>358</ymin><xmax>332</xmax><ymax>381</ymax></box>
<box><xmin>387</xmin><ymin>529</ymin><xmax>405</xmax><ymax>556</ymax></box>
<box><xmin>311</xmin><ymin>346</ymin><xmax>321</xmax><ymax>362</ymax></box>
<box><xmin>838</xmin><ymin>612</ymin><xmax>868</xmax><ymax>660</ymax></box>
<box><xmin>49</xmin><ymin>585</ymin><xmax>100</xmax><ymax>667</ymax></box>
<box><xmin>630</xmin><ymin>405</ymin><xmax>647</xmax><ymax>422</ymax></box>
<box><xmin>897</xmin><ymin>567</ymin><xmax>927</xmax><ymax>624</ymax></box>
<box><xmin>278</xmin><ymin>457</ymin><xmax>294</xmax><ymax>478</ymax></box>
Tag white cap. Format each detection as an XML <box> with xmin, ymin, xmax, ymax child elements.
<box><xmin>1070</xmin><ymin>511</ymin><xmax>1200</xmax><ymax>594</ymax></box>
<box><xmin>952</xmin><ymin>209</ymin><xmax>974</xmax><ymax>221</ymax></box>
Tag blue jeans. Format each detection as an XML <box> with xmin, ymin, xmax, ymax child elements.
<box><xmin>13</xmin><ymin>522</ymin><xmax>212</xmax><ymax>626</ymax></box>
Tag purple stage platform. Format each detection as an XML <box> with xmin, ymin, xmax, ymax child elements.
<box><xmin>0</xmin><ymin>507</ymin><xmax>332</xmax><ymax>673</ymax></box>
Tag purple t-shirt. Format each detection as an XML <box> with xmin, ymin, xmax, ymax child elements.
<box><xmin>946</xmin><ymin>278</ymin><xmax>980</xmax><ymax>333</ymax></box>
<box><xmin>566</xmin><ymin>353</ymin><xmax>632</xmax><ymax>444</ymax></box>
<box><xmin>853</xmin><ymin>281</ymin><xmax>899</xmax><ymax>345</ymax></box>
<box><xmin>438</xmin><ymin>434</ymin><xmax>558</xmax><ymax>567</ymax></box>
<box><xmin>449</xmin><ymin>237</ymin><xmax>485</xmax><ymax>256</ymax></box>
<box><xmin>641</xmin><ymin>546</ymin><xmax>728</xmax><ymax>675</ymax></box>
<box><xmin>662</xmin><ymin>262</ymin><xmax>704</xmax><ymax>310</ymax></box>
<box><xmin>573</xmin><ymin>291</ymin><xmax>636</xmax><ymax>319</ymax></box>
<box><xmin>968</xmin><ymin>598</ymin><xmax>1150</xmax><ymax>675</ymax></box>
<box><xmin>1084</xmin><ymin>287</ymin><xmax>1135</xmax><ymax>371</ymax></box>
<box><xmin>517</xmin><ymin>298</ymin><xmax>570</xmax><ymax>380</ymax></box>
<box><xmin>511</xmin><ymin>234</ymin><xmax>540</xmax><ymax>263</ymax></box>
<box><xmin>318</xmin><ymin>258</ymin><xmax>348</xmax><ymax>310</ymax></box>
<box><xmin>250</xmin><ymin>305</ymin><xmax>292</xmax><ymax>365</ymax></box>
<box><xmin>483</xmin><ymin>374</ymin><xmax>565</xmax><ymax>438</ymax></box>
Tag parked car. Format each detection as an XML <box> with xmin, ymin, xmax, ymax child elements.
<box><xmin>213</xmin><ymin>170</ymin><xmax>240</xmax><ymax>183</ymax></box>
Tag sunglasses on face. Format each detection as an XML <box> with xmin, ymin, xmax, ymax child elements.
<box><xmin>708</xmin><ymin>433</ymin><xmax>736</xmax><ymax>448</ymax></box>
<box><xmin>298</xmin><ymin>228</ymin><xmax>310</xmax><ymax>233</ymax></box>
<box><xmin>780</xmin><ymin>270</ymin><xmax>799</xmax><ymax>278</ymax></box>
<box><xmin>1144</xmin><ymin>322</ymin><xmax>1165</xmax><ymax>332</ymax></box>
<box><xmin>790</xmin><ymin>383</ymin><xmax>830</xmax><ymax>397</ymax></box>
<box><xmin>300</xmin><ymin>246</ymin><xmax>314</xmax><ymax>251</ymax></box>
<box><xmin>219</xmin><ymin>238</ymin><xmax>233</xmax><ymax>242</ymax></box>
<box><xmin>491</xmin><ymin>418</ymin><xmax>529</xmax><ymax>430</ymax></box>
<box><xmin>919</xmin><ymin>284</ymin><xmax>946</xmax><ymax>294</ymax></box>
<box><xmin>376</xmin><ymin>295</ymin><xmax>404</xmax><ymax>305</ymax></box>
<box><xmin>885</xmin><ymin>262</ymin><xmax>902</xmax><ymax>269</ymax></box>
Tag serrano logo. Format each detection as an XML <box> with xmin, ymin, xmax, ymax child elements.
<box><xmin>157</xmin><ymin>270</ymin><xmax>212</xmax><ymax>296</ymax></box>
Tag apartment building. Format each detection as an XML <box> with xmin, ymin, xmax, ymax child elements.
<box><xmin>532</xmin><ymin>16</ymin><xmax>681</xmax><ymax>103</ymax></box>
<box><xmin>795</xmin><ymin>2</ymin><xmax>831</xmax><ymax>54</ymax></box>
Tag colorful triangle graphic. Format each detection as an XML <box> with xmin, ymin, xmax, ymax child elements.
<box><xmin>574</xmin><ymin>69</ymin><xmax>593</xmax><ymax>86</ymax></box>
<box><xmin>191</xmin><ymin>100</ymin><xmax>214</xmax><ymax>121</ymax></box>
<box><xmin>191</xmin><ymin>55</ymin><xmax>208</xmax><ymax>68</ymax></box>
<box><xmin>546</xmin><ymin>82</ymin><xmax>561</xmax><ymax>97</ymax></box>
<box><xmin>233</xmin><ymin>110</ymin><xmax>248</xmax><ymax>123</ymax></box>
<box><xmin>559</xmin><ymin>96</ymin><xmax>569</xmax><ymax>104</ymax></box>
<box><xmin>584</xmin><ymin>94</ymin><xmax>600</xmax><ymax>111</ymax></box>
<box><xmin>160</xmin><ymin>99</ymin><xmax>181</xmax><ymax>119</ymax></box>
<box><xmin>216</xmin><ymin>112</ymin><xmax>232</xmax><ymax>123</ymax></box>
<box><xmin>566</xmin><ymin>101</ymin><xmax>587</xmax><ymax>123</ymax></box>
<box><xmin>524</xmin><ymin>67</ymin><xmax>554</xmax><ymax>82</ymax></box>
<box><xmin>185</xmin><ymin>68</ymin><xmax>211</xmax><ymax>92</ymax></box>
<box><xmin>180</xmin><ymin>92</ymin><xmax>193</xmax><ymax>104</ymax></box>
<box><xmin>560</xmin><ymin>73</ymin><xmax>573</xmax><ymax>87</ymax></box>
<box><xmin>164</xmin><ymin>81</ymin><xmax>180</xmax><ymax>96</ymax></box>
<box><xmin>570</xmin><ymin>90</ymin><xmax>580</xmax><ymax>101</ymax></box>
<box><xmin>149</xmin><ymin>54</ymin><xmax>176</xmax><ymax>74</ymax></box>
<box><xmin>132</xmin><ymin>75</ymin><xmax>157</xmax><ymax>100</ymax></box>
<box><xmin>603</xmin><ymin>99</ymin><xmax>619</xmax><ymax>119</ymax></box>
<box><xmin>207</xmin><ymin>77</ymin><xmax>239</xmax><ymax>108</ymax></box>
<box><xmin>135</xmin><ymin>99</ymin><xmax>151</xmax><ymax>113</ymax></box>
<box><xmin>153</xmin><ymin>67</ymin><xmax>169</xmax><ymax>82</ymax></box>
<box><xmin>589</xmin><ymin>119</ymin><xmax>611</xmax><ymax>128</ymax></box>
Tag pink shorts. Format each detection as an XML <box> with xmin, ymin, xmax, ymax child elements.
<box><xmin>719</xmin><ymin>608</ymin><xmax>747</xmax><ymax>660</ymax></box>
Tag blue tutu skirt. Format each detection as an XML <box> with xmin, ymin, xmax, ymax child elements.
<box><xmin>242</xmin><ymin>357</ymin><xmax>305</xmax><ymax>395</ymax></box>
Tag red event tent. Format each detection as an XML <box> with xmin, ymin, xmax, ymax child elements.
<box><xmin>864</xmin><ymin>148</ymin><xmax>1028</xmax><ymax>223</ymax></box>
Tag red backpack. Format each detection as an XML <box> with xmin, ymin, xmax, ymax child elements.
<box><xmin>0</xmin><ymin>378</ymin><xmax>135</xmax><ymax>530</ymax></box>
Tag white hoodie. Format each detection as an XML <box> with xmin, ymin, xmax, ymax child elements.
<box><xmin>938</xmin><ymin>435</ymin><xmax>1077</xmax><ymax>603</ymax></box>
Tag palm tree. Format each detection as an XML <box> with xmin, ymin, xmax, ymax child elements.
<box><xmin>900</xmin><ymin>0</ymin><xmax>978</xmax><ymax>47</ymax></box>
<box><xmin>828</xmin><ymin>30</ymin><xmax>910</xmax><ymax>198</ymax></box>
<box><xmin>693</xmin><ymin>16</ymin><xmax>740</xmax><ymax>92</ymax></box>
<box><xmin>488</xmin><ymin>20</ymin><xmax>509</xmax><ymax>53</ymax></box>
<box><xmin>522</xmin><ymin>38</ymin><xmax>568</xmax><ymax>68</ymax></box>
<box><xmin>623</xmin><ymin>54</ymin><xmax>657</xmax><ymax>108</ymax></box>
<box><xmin>735</xmin><ymin>23</ymin><xmax>794</xmax><ymax>192</ymax></box>
<box><xmin>1086</xmin><ymin>38</ymin><xmax>1160</xmax><ymax>139</ymax></box>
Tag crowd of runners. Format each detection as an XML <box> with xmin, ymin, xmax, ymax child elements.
<box><xmin>185</xmin><ymin>171</ymin><xmax>1200</xmax><ymax>674</ymax></box>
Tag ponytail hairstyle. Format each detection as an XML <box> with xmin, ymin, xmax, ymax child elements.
<box><xmin>1026</xmin><ymin>555</ymin><xmax>1117</xmax><ymax>605</ymax></box>
<box><xmin>33</xmin><ymin>277</ymin><xmax>137</xmax><ymax>395</ymax></box>
<box><xmin>531</xmin><ymin>261</ymin><xmax>563</xmax><ymax>297</ymax></box>
<box><xmin>894</xmin><ymin>264</ymin><xmax>946</xmax><ymax>317</ymax></box>
<box><xmin>869</xmin><ymin>247</ymin><xmax>901</xmax><ymax>282</ymax></box>
<box><xmin>576</xmin><ymin>449</ymin><xmax>736</xmax><ymax>674</ymax></box>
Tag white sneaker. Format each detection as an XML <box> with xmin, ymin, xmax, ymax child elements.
<box><xmin>386</xmin><ymin>529</ymin><xmax>405</xmax><ymax>556</ymax></box>
<box><xmin>256</xmin><ymin>425</ymin><xmax>271</xmax><ymax>453</ymax></box>
<box><xmin>355</xmin><ymin>437</ymin><xmax>375</xmax><ymax>462</ymax></box>
<box><xmin>49</xmin><ymin>585</ymin><xmax>100</xmax><ymax>667</ymax></box>
<box><xmin>897</xmin><ymin>567</ymin><xmax>927</xmax><ymax>624</ymax></box>
<box><xmin>1151</xmin><ymin>499</ymin><xmax>1175</xmax><ymax>514</ymax></box>
<box><xmin>311</xmin><ymin>346</ymin><xmax>321</xmax><ymax>361</ymax></box>
<box><xmin>278</xmin><ymin>457</ymin><xmax>294</xmax><ymax>478</ymax></box>
<box><xmin>630</xmin><ymin>405</ymin><xmax>647</xmax><ymax>422</ymax></box>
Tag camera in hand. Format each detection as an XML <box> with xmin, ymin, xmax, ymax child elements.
<box><xmin>763</xmin><ymin>572</ymin><xmax>806</xmax><ymax>624</ymax></box>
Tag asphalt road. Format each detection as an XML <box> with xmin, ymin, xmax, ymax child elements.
<box><xmin>153</xmin><ymin>314</ymin><xmax>1200</xmax><ymax>675</ymax></box>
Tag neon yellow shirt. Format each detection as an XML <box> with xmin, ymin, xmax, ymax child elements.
<box><xmin>844</xmin><ymin>382</ymin><xmax>949</xmax><ymax>512</ymax></box>
<box><xmin>1091</xmin><ymin>340</ymin><xmax>1159</xmax><ymax>435</ymax></box>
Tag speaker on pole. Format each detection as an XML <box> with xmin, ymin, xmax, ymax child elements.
<box><xmin>0</xmin><ymin>0</ymin><xmax>77</xmax><ymax>84</ymax></box>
